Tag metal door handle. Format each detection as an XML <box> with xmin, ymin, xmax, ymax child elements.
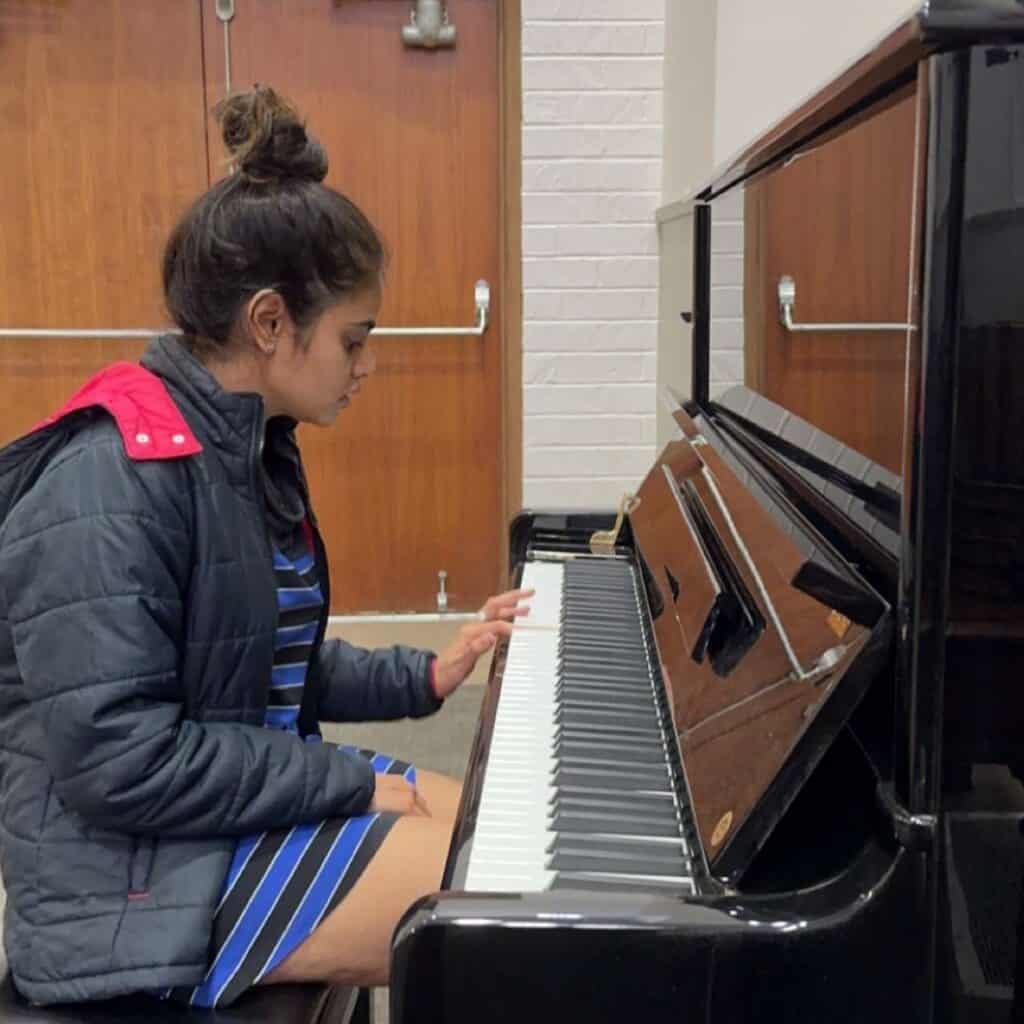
<box><xmin>778</xmin><ymin>275</ymin><xmax>913</xmax><ymax>333</ymax></box>
<box><xmin>0</xmin><ymin>280</ymin><xmax>491</xmax><ymax>341</ymax></box>
<box><xmin>374</xmin><ymin>280</ymin><xmax>490</xmax><ymax>337</ymax></box>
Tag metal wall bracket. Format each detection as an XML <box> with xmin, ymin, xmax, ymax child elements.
<box><xmin>876</xmin><ymin>782</ymin><xmax>936</xmax><ymax>852</ymax></box>
<box><xmin>215</xmin><ymin>0</ymin><xmax>235</xmax><ymax>95</ymax></box>
<box><xmin>402</xmin><ymin>0</ymin><xmax>456</xmax><ymax>49</ymax></box>
<box><xmin>778</xmin><ymin>275</ymin><xmax>914</xmax><ymax>333</ymax></box>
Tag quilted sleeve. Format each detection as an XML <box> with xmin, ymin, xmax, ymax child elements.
<box><xmin>315</xmin><ymin>640</ymin><xmax>442</xmax><ymax>723</ymax></box>
<box><xmin>0</xmin><ymin>437</ymin><xmax>375</xmax><ymax>836</ymax></box>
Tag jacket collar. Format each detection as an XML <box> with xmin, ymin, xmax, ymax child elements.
<box><xmin>140</xmin><ymin>335</ymin><xmax>266</xmax><ymax>491</ymax></box>
<box><xmin>140</xmin><ymin>337</ymin><xmax>306</xmax><ymax>536</ymax></box>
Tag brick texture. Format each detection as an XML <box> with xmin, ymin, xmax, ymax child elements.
<box><xmin>523</xmin><ymin>2</ymin><xmax>665</xmax><ymax>510</ymax></box>
<box><xmin>709</xmin><ymin>187</ymin><xmax>745</xmax><ymax>396</ymax></box>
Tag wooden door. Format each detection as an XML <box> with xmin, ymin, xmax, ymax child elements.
<box><xmin>204</xmin><ymin>0</ymin><xmax>503</xmax><ymax>613</ymax></box>
<box><xmin>741</xmin><ymin>90</ymin><xmax>919</xmax><ymax>475</ymax></box>
<box><xmin>0</xmin><ymin>1</ymin><xmax>504</xmax><ymax>615</ymax></box>
<box><xmin>0</xmin><ymin>0</ymin><xmax>209</xmax><ymax>436</ymax></box>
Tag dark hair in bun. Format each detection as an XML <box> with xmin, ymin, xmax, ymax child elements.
<box><xmin>215</xmin><ymin>85</ymin><xmax>328</xmax><ymax>184</ymax></box>
<box><xmin>163</xmin><ymin>85</ymin><xmax>384</xmax><ymax>356</ymax></box>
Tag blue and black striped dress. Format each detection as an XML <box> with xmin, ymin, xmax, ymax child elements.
<box><xmin>174</xmin><ymin>538</ymin><xmax>415</xmax><ymax>1008</ymax></box>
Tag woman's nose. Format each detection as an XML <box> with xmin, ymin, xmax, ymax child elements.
<box><xmin>357</xmin><ymin>347</ymin><xmax>377</xmax><ymax>378</ymax></box>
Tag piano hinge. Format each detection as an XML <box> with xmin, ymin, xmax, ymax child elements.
<box><xmin>876</xmin><ymin>782</ymin><xmax>936</xmax><ymax>852</ymax></box>
<box><xmin>589</xmin><ymin>493</ymin><xmax>640</xmax><ymax>556</ymax></box>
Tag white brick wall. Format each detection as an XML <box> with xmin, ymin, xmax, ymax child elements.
<box><xmin>522</xmin><ymin>1</ymin><xmax>665</xmax><ymax>510</ymax></box>
<box><xmin>710</xmin><ymin>187</ymin><xmax>744</xmax><ymax>396</ymax></box>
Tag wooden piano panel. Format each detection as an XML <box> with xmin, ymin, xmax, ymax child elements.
<box><xmin>741</xmin><ymin>88</ymin><xmax>918</xmax><ymax>476</ymax></box>
<box><xmin>631</xmin><ymin>408</ymin><xmax>871</xmax><ymax>862</ymax></box>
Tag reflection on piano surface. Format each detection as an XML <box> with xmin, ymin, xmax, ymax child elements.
<box><xmin>391</xmin><ymin>6</ymin><xmax>1024</xmax><ymax>1022</ymax></box>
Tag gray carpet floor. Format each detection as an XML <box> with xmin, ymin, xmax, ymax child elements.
<box><xmin>322</xmin><ymin>683</ymin><xmax>484</xmax><ymax>779</ymax></box>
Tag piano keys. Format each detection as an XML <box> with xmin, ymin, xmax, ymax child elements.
<box><xmin>464</xmin><ymin>557</ymin><xmax>697</xmax><ymax>897</ymax></box>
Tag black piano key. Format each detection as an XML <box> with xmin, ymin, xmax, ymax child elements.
<box><xmin>560</xmin><ymin>637</ymin><xmax>644</xmax><ymax>651</ymax></box>
<box><xmin>552</xmin><ymin>792</ymin><xmax>676</xmax><ymax>816</ymax></box>
<box><xmin>549</xmin><ymin>807</ymin><xmax>677</xmax><ymax>836</ymax></box>
<box><xmin>548</xmin><ymin>852</ymin><xmax>689</xmax><ymax>877</ymax></box>
<box><xmin>557</xmin><ymin>695</ymin><xmax>654</xmax><ymax>715</ymax></box>
<box><xmin>558</xmin><ymin>673</ymin><xmax>652</xmax><ymax>689</ymax></box>
<box><xmin>554</xmin><ymin>732</ymin><xmax>666</xmax><ymax>753</ymax></box>
<box><xmin>555</xmin><ymin>720</ymin><xmax>663</xmax><ymax>740</ymax></box>
<box><xmin>554</xmin><ymin>767</ymin><xmax>672</xmax><ymax>792</ymax></box>
<box><xmin>561</xmin><ymin>620</ymin><xmax>644</xmax><ymax>636</ymax></box>
<box><xmin>555</xmin><ymin>741</ymin><xmax>666</xmax><ymax>765</ymax></box>
<box><xmin>559</xmin><ymin>656</ymin><xmax>649</xmax><ymax>672</ymax></box>
<box><xmin>557</xmin><ymin>677</ymin><xmax>652</xmax><ymax>694</ymax></box>
<box><xmin>557</xmin><ymin>755</ymin><xmax>669</xmax><ymax>776</ymax></box>
<box><xmin>560</xmin><ymin>617</ymin><xmax>640</xmax><ymax>633</ymax></box>
<box><xmin>557</xmin><ymin>708</ymin><xmax>661</xmax><ymax>730</ymax></box>
<box><xmin>548</xmin><ymin>834</ymin><xmax>686</xmax><ymax>859</ymax></box>
<box><xmin>552</xmin><ymin>802</ymin><xmax>679</xmax><ymax>835</ymax></box>
<box><xmin>550</xmin><ymin>873</ymin><xmax>693</xmax><ymax>897</ymax></box>
<box><xmin>562</xmin><ymin>649</ymin><xmax>649</xmax><ymax>667</ymax></box>
<box><xmin>556</xmin><ymin>684</ymin><xmax>652</xmax><ymax>703</ymax></box>
<box><xmin>551</xmin><ymin>811</ymin><xmax>680</xmax><ymax>838</ymax></box>
<box><xmin>561</xmin><ymin>671</ymin><xmax>647</xmax><ymax>696</ymax></box>
<box><xmin>554</xmin><ymin>786</ymin><xmax>681</xmax><ymax>811</ymax></box>
<box><xmin>559</xmin><ymin>639</ymin><xmax>648</xmax><ymax>658</ymax></box>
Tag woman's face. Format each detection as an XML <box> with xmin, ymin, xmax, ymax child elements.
<box><xmin>264</xmin><ymin>280</ymin><xmax>382</xmax><ymax>426</ymax></box>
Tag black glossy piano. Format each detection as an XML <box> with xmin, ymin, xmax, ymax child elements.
<box><xmin>391</xmin><ymin>4</ymin><xmax>1024</xmax><ymax>1021</ymax></box>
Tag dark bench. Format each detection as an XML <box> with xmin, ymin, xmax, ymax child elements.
<box><xmin>0</xmin><ymin>960</ymin><xmax>370</xmax><ymax>1024</ymax></box>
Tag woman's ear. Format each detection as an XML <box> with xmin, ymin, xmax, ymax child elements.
<box><xmin>245</xmin><ymin>289</ymin><xmax>291</xmax><ymax>356</ymax></box>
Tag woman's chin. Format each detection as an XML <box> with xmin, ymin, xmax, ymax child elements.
<box><xmin>311</xmin><ymin>399</ymin><xmax>347</xmax><ymax>428</ymax></box>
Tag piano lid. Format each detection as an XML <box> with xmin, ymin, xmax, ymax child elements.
<box><xmin>628</xmin><ymin>396</ymin><xmax>891</xmax><ymax>884</ymax></box>
<box><xmin>695</xmin><ymin>0</ymin><xmax>1024</xmax><ymax>203</ymax></box>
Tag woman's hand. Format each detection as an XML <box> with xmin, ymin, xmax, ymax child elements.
<box><xmin>431</xmin><ymin>588</ymin><xmax>534</xmax><ymax>700</ymax></box>
<box><xmin>369</xmin><ymin>774</ymin><xmax>431</xmax><ymax>816</ymax></box>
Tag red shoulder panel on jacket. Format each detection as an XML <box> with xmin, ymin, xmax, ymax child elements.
<box><xmin>31</xmin><ymin>362</ymin><xmax>202</xmax><ymax>461</ymax></box>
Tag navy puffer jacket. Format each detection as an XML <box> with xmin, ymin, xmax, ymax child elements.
<box><xmin>0</xmin><ymin>336</ymin><xmax>439</xmax><ymax>1004</ymax></box>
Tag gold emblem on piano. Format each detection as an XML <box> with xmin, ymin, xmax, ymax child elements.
<box><xmin>827</xmin><ymin>610</ymin><xmax>852</xmax><ymax>639</ymax></box>
<box><xmin>589</xmin><ymin>493</ymin><xmax>640</xmax><ymax>556</ymax></box>
<box><xmin>711</xmin><ymin>810</ymin><xmax>734</xmax><ymax>848</ymax></box>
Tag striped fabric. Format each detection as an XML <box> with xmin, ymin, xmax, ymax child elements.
<box><xmin>266</xmin><ymin>545</ymin><xmax>322</xmax><ymax>732</ymax></box>
<box><xmin>166</xmin><ymin>540</ymin><xmax>414</xmax><ymax>1009</ymax></box>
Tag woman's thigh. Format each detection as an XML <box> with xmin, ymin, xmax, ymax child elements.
<box><xmin>414</xmin><ymin>768</ymin><xmax>463</xmax><ymax>822</ymax></box>
<box><xmin>261</xmin><ymin>812</ymin><xmax>452</xmax><ymax>989</ymax></box>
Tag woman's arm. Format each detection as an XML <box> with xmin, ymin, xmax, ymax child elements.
<box><xmin>316</xmin><ymin>590</ymin><xmax>530</xmax><ymax>723</ymax></box>
<box><xmin>315</xmin><ymin>640</ymin><xmax>442</xmax><ymax>723</ymax></box>
<box><xmin>0</xmin><ymin>436</ymin><xmax>375</xmax><ymax>837</ymax></box>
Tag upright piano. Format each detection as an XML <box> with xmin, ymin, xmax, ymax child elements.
<box><xmin>392</xmin><ymin>4</ymin><xmax>1024</xmax><ymax>1021</ymax></box>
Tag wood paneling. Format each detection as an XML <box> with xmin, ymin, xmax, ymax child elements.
<box><xmin>0</xmin><ymin>0</ymin><xmax>209</xmax><ymax>441</ymax></box>
<box><xmin>741</xmin><ymin>91</ymin><xmax>918</xmax><ymax>474</ymax></box>
<box><xmin>205</xmin><ymin>0</ymin><xmax>502</xmax><ymax>612</ymax></box>
<box><xmin>631</xmin><ymin>408</ymin><xmax>870</xmax><ymax>863</ymax></box>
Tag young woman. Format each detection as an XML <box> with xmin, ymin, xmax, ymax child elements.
<box><xmin>0</xmin><ymin>86</ymin><xmax>528</xmax><ymax>1008</ymax></box>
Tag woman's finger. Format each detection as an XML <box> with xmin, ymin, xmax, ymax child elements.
<box><xmin>462</xmin><ymin>619</ymin><xmax>514</xmax><ymax>640</ymax></box>
<box><xmin>479</xmin><ymin>588</ymin><xmax>534</xmax><ymax>619</ymax></box>
<box><xmin>492</xmin><ymin>602</ymin><xmax>531</xmax><ymax>620</ymax></box>
<box><xmin>469</xmin><ymin>633</ymin><xmax>497</xmax><ymax>656</ymax></box>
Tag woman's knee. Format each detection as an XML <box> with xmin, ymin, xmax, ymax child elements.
<box><xmin>263</xmin><ymin>813</ymin><xmax>452</xmax><ymax>987</ymax></box>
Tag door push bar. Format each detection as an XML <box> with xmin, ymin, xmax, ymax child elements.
<box><xmin>0</xmin><ymin>280</ymin><xmax>491</xmax><ymax>342</ymax></box>
<box><xmin>778</xmin><ymin>275</ymin><xmax>914</xmax><ymax>333</ymax></box>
